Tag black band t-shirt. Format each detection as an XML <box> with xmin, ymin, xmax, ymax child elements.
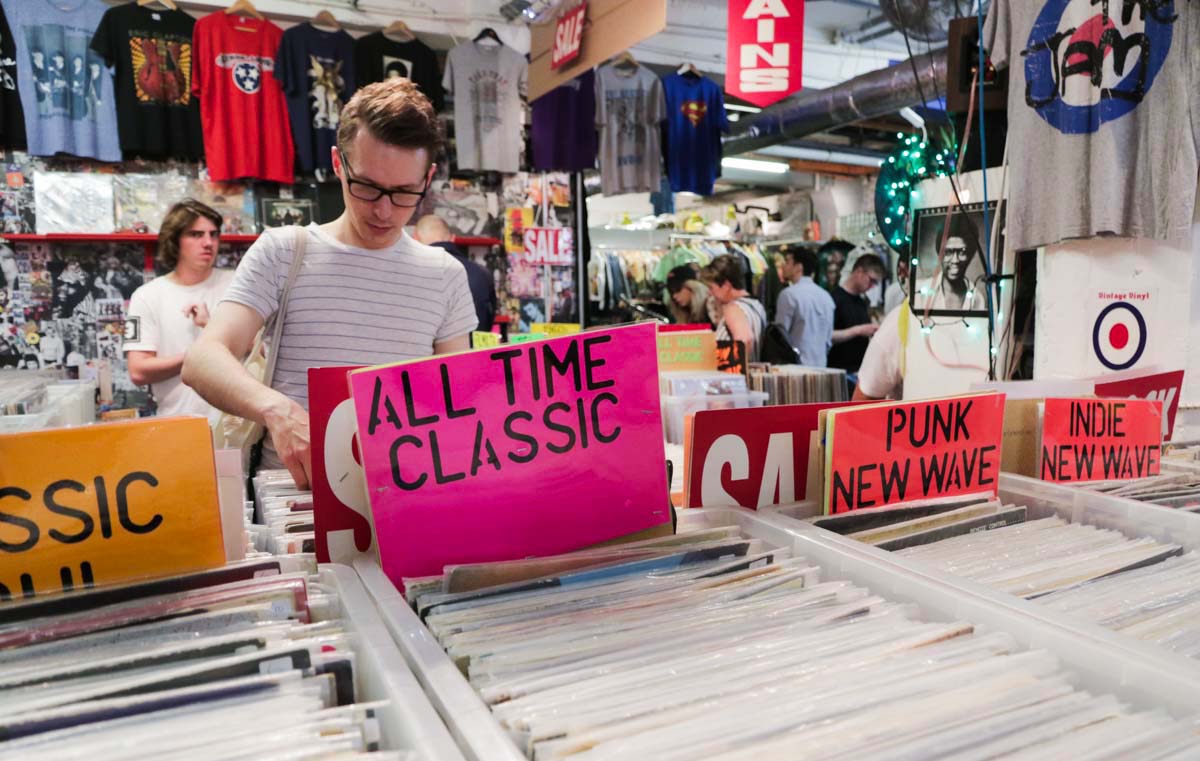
<box><xmin>90</xmin><ymin>2</ymin><xmax>203</xmax><ymax>160</ymax></box>
<box><xmin>353</xmin><ymin>32</ymin><xmax>443</xmax><ymax>111</ymax></box>
<box><xmin>828</xmin><ymin>285</ymin><xmax>871</xmax><ymax>373</ymax></box>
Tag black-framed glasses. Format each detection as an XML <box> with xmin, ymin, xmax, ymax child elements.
<box><xmin>338</xmin><ymin>148</ymin><xmax>429</xmax><ymax>208</ymax></box>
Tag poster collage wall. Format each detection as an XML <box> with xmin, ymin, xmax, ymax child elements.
<box><xmin>0</xmin><ymin>150</ymin><xmax>576</xmax><ymax>410</ymax></box>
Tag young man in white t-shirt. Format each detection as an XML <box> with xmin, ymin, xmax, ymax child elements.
<box><xmin>124</xmin><ymin>200</ymin><xmax>234</xmax><ymax>417</ymax></box>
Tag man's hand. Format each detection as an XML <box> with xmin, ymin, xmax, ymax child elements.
<box><xmin>264</xmin><ymin>397</ymin><xmax>313</xmax><ymax>490</ymax></box>
<box><xmin>856</xmin><ymin>322</ymin><xmax>880</xmax><ymax>338</ymax></box>
<box><xmin>184</xmin><ymin>303</ymin><xmax>211</xmax><ymax>328</ymax></box>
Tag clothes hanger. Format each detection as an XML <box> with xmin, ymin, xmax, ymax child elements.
<box><xmin>613</xmin><ymin>51</ymin><xmax>638</xmax><ymax>69</ymax></box>
<box><xmin>383</xmin><ymin>20</ymin><xmax>416</xmax><ymax>42</ymax></box>
<box><xmin>473</xmin><ymin>27</ymin><xmax>502</xmax><ymax>46</ymax></box>
<box><xmin>312</xmin><ymin>10</ymin><xmax>342</xmax><ymax>31</ymax></box>
<box><xmin>225</xmin><ymin>0</ymin><xmax>265</xmax><ymax>20</ymax></box>
<box><xmin>137</xmin><ymin>0</ymin><xmax>178</xmax><ymax>10</ymax></box>
<box><xmin>677</xmin><ymin>62</ymin><xmax>701</xmax><ymax>78</ymax></box>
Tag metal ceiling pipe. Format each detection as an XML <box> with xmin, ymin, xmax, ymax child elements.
<box><xmin>722</xmin><ymin>47</ymin><xmax>948</xmax><ymax>156</ymax></box>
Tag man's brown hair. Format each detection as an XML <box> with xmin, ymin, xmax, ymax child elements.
<box><xmin>700</xmin><ymin>254</ymin><xmax>748</xmax><ymax>291</ymax></box>
<box><xmin>157</xmin><ymin>199</ymin><xmax>222</xmax><ymax>270</ymax></box>
<box><xmin>337</xmin><ymin>79</ymin><xmax>443</xmax><ymax>160</ymax></box>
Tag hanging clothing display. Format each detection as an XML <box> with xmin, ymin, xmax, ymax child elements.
<box><xmin>594</xmin><ymin>62</ymin><xmax>665</xmax><ymax>195</ymax></box>
<box><xmin>531</xmin><ymin>69</ymin><xmax>596</xmax><ymax>172</ymax></box>
<box><xmin>443</xmin><ymin>39</ymin><xmax>526</xmax><ymax>173</ymax></box>
<box><xmin>661</xmin><ymin>72</ymin><xmax>728</xmax><ymax>195</ymax></box>
<box><xmin>276</xmin><ymin>22</ymin><xmax>354</xmax><ymax>174</ymax></box>
<box><xmin>2</xmin><ymin>0</ymin><xmax>120</xmax><ymax>161</ymax></box>
<box><xmin>91</xmin><ymin>2</ymin><xmax>203</xmax><ymax>161</ymax></box>
<box><xmin>984</xmin><ymin>0</ymin><xmax>1200</xmax><ymax>251</ymax></box>
<box><xmin>353</xmin><ymin>31</ymin><xmax>443</xmax><ymax>110</ymax></box>
<box><xmin>0</xmin><ymin>3</ymin><xmax>26</xmax><ymax>150</ymax></box>
<box><xmin>191</xmin><ymin>11</ymin><xmax>293</xmax><ymax>183</ymax></box>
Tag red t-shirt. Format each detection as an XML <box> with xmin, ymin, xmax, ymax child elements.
<box><xmin>192</xmin><ymin>12</ymin><xmax>293</xmax><ymax>183</ymax></box>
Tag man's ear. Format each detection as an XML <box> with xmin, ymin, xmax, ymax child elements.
<box><xmin>331</xmin><ymin>147</ymin><xmax>344</xmax><ymax>179</ymax></box>
<box><xmin>425</xmin><ymin>162</ymin><xmax>438</xmax><ymax>186</ymax></box>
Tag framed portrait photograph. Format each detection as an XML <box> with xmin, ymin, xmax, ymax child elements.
<box><xmin>261</xmin><ymin>198</ymin><xmax>315</xmax><ymax>229</ymax></box>
<box><xmin>909</xmin><ymin>201</ymin><xmax>1004</xmax><ymax>318</ymax></box>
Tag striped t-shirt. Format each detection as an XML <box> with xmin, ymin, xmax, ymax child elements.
<box><xmin>221</xmin><ymin>224</ymin><xmax>478</xmax><ymax>467</ymax></box>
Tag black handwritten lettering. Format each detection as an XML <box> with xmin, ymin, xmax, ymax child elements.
<box><xmin>979</xmin><ymin>445</ymin><xmax>997</xmax><ymax>485</ymax></box>
<box><xmin>368</xmin><ymin>376</ymin><xmax>404</xmax><ymax>435</ymax></box>
<box><xmin>0</xmin><ymin>487</ymin><xmax>37</xmax><ymax>553</ymax></box>
<box><xmin>430</xmin><ymin>431</ymin><xmax>466</xmax><ymax>485</ymax></box>
<box><xmin>45</xmin><ymin>479</ymin><xmax>93</xmax><ymax>544</ymax></box>
<box><xmin>574</xmin><ymin>399</ymin><xmax>591</xmax><ymax>449</ymax></box>
<box><xmin>528</xmin><ymin>347</ymin><xmax>542</xmax><ymax>402</ymax></box>
<box><xmin>470</xmin><ymin>421</ymin><xmax>502</xmax><ymax>477</ymax></box>
<box><xmin>543</xmin><ymin>402</ymin><xmax>576</xmax><ymax>454</ymax></box>
<box><xmin>390</xmin><ymin>436</ymin><xmax>427</xmax><ymax>491</ymax></box>
<box><xmin>543</xmin><ymin>341</ymin><xmax>583</xmax><ymax>398</ymax></box>
<box><xmin>504</xmin><ymin>411</ymin><xmax>539</xmax><ymax>464</ymax></box>
<box><xmin>440</xmin><ymin>364</ymin><xmax>476</xmax><ymax>419</ymax></box>
<box><xmin>886</xmin><ymin>407</ymin><xmax>905</xmax><ymax>452</ymax></box>
<box><xmin>491</xmin><ymin>348</ymin><xmax>523</xmax><ymax>405</ymax></box>
<box><xmin>116</xmin><ymin>472</ymin><xmax>162</xmax><ymax>535</ymax></box>
<box><xmin>95</xmin><ymin>476</ymin><xmax>113</xmax><ymax>539</ymax></box>
<box><xmin>402</xmin><ymin>371</ymin><xmax>439</xmax><ymax>427</ymax></box>
<box><xmin>583</xmin><ymin>335</ymin><xmax>616</xmax><ymax>390</ymax></box>
<box><xmin>591</xmin><ymin>393</ymin><xmax>621</xmax><ymax>444</ymax></box>
<box><xmin>880</xmin><ymin>460</ymin><xmax>910</xmax><ymax>503</ymax></box>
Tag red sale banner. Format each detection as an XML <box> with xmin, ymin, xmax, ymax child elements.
<box><xmin>552</xmin><ymin>2</ymin><xmax>586</xmax><ymax>69</ymax></box>
<box><xmin>1040</xmin><ymin>398</ymin><xmax>1162</xmax><ymax>483</ymax></box>
<box><xmin>522</xmin><ymin>227</ymin><xmax>574</xmax><ymax>266</ymax></box>
<box><xmin>726</xmin><ymin>0</ymin><xmax>804</xmax><ymax>108</ymax></box>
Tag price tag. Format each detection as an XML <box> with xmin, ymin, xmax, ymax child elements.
<box><xmin>0</xmin><ymin>417</ymin><xmax>224</xmax><ymax>600</ymax></box>
<box><xmin>348</xmin><ymin>323</ymin><xmax>670</xmax><ymax>587</ymax></box>
<box><xmin>1039</xmin><ymin>397</ymin><xmax>1162</xmax><ymax>483</ymax></box>
<box><xmin>472</xmin><ymin>331</ymin><xmax>502</xmax><ymax>349</ymax></box>
<box><xmin>531</xmin><ymin>323</ymin><xmax>581</xmax><ymax>337</ymax></box>
<box><xmin>823</xmin><ymin>394</ymin><xmax>1006</xmax><ymax>515</ymax></box>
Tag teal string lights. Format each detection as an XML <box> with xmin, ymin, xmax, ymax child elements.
<box><xmin>873</xmin><ymin>132</ymin><xmax>955</xmax><ymax>257</ymax></box>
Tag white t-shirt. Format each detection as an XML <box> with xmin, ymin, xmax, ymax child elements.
<box><xmin>124</xmin><ymin>269</ymin><xmax>236</xmax><ymax>417</ymax></box>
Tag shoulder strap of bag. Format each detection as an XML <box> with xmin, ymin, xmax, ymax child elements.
<box><xmin>261</xmin><ymin>225</ymin><xmax>309</xmax><ymax>389</ymax></box>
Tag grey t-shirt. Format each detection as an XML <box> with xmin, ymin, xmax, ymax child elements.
<box><xmin>776</xmin><ymin>276</ymin><xmax>835</xmax><ymax>367</ymax></box>
<box><xmin>984</xmin><ymin>0</ymin><xmax>1200</xmax><ymax>251</ymax></box>
<box><xmin>221</xmin><ymin>225</ymin><xmax>478</xmax><ymax>468</ymax></box>
<box><xmin>443</xmin><ymin>40</ymin><xmax>526</xmax><ymax>173</ymax></box>
<box><xmin>595</xmin><ymin>63</ymin><xmax>666</xmax><ymax>196</ymax></box>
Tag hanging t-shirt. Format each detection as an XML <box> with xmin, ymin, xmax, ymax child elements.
<box><xmin>595</xmin><ymin>63</ymin><xmax>665</xmax><ymax>196</ymax></box>
<box><xmin>662</xmin><ymin>73</ymin><xmax>728</xmax><ymax>195</ymax></box>
<box><xmin>91</xmin><ymin>3</ymin><xmax>202</xmax><ymax>161</ymax></box>
<box><xmin>2</xmin><ymin>0</ymin><xmax>119</xmax><ymax>161</ymax></box>
<box><xmin>192</xmin><ymin>12</ymin><xmax>293</xmax><ymax>183</ymax></box>
<box><xmin>984</xmin><ymin>0</ymin><xmax>1200</xmax><ymax>251</ymax></box>
<box><xmin>276</xmin><ymin>23</ymin><xmax>355</xmax><ymax>174</ymax></box>
<box><xmin>354</xmin><ymin>31</ymin><xmax>443</xmax><ymax>111</ymax></box>
<box><xmin>0</xmin><ymin>3</ymin><xmax>26</xmax><ymax>149</ymax></box>
<box><xmin>442</xmin><ymin>40</ymin><xmax>526</xmax><ymax>173</ymax></box>
<box><xmin>531</xmin><ymin>69</ymin><xmax>596</xmax><ymax>172</ymax></box>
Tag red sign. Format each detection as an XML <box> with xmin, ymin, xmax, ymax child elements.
<box><xmin>1040</xmin><ymin>398</ymin><xmax>1162</xmax><ymax>483</ymax></box>
<box><xmin>552</xmin><ymin>2</ymin><xmax>587</xmax><ymax>69</ymax></box>
<box><xmin>522</xmin><ymin>227</ymin><xmax>574</xmax><ymax>266</ymax></box>
<box><xmin>687</xmin><ymin>401</ymin><xmax>862</xmax><ymax>509</ymax></box>
<box><xmin>824</xmin><ymin>394</ymin><xmax>1006</xmax><ymax>515</ymax></box>
<box><xmin>726</xmin><ymin>0</ymin><xmax>805</xmax><ymax>108</ymax></box>
<box><xmin>309</xmin><ymin>366</ymin><xmax>374</xmax><ymax>564</ymax></box>
<box><xmin>1093</xmin><ymin>369</ymin><xmax>1184</xmax><ymax>441</ymax></box>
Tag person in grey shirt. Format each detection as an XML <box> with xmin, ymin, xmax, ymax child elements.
<box><xmin>775</xmin><ymin>246</ymin><xmax>835</xmax><ymax>367</ymax></box>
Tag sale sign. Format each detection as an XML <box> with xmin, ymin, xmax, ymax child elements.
<box><xmin>658</xmin><ymin>329</ymin><xmax>717</xmax><ymax>372</ymax></box>
<box><xmin>309</xmin><ymin>366</ymin><xmax>375</xmax><ymax>565</ymax></box>
<box><xmin>1093</xmin><ymin>369</ymin><xmax>1183</xmax><ymax>440</ymax></box>
<box><xmin>687</xmin><ymin>401</ymin><xmax>863</xmax><ymax>509</ymax></box>
<box><xmin>0</xmin><ymin>417</ymin><xmax>224</xmax><ymax>600</ymax></box>
<box><xmin>552</xmin><ymin>1</ymin><xmax>586</xmax><ymax>69</ymax></box>
<box><xmin>823</xmin><ymin>393</ymin><xmax>1006</xmax><ymax>515</ymax></box>
<box><xmin>522</xmin><ymin>227</ymin><xmax>574</xmax><ymax>266</ymax></box>
<box><xmin>726</xmin><ymin>0</ymin><xmax>804</xmax><ymax>108</ymax></box>
<box><xmin>1040</xmin><ymin>398</ymin><xmax>1162</xmax><ymax>483</ymax></box>
<box><xmin>348</xmin><ymin>323</ymin><xmax>670</xmax><ymax>586</ymax></box>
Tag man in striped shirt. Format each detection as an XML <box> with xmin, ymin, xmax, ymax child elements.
<box><xmin>183</xmin><ymin>80</ymin><xmax>477</xmax><ymax>488</ymax></box>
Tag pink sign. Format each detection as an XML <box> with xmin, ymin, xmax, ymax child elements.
<box><xmin>348</xmin><ymin>323</ymin><xmax>671</xmax><ymax>587</ymax></box>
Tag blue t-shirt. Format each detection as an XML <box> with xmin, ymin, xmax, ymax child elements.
<box><xmin>277</xmin><ymin>23</ymin><xmax>355</xmax><ymax>174</ymax></box>
<box><xmin>661</xmin><ymin>73</ymin><xmax>728</xmax><ymax>196</ymax></box>
<box><xmin>3</xmin><ymin>0</ymin><xmax>120</xmax><ymax>161</ymax></box>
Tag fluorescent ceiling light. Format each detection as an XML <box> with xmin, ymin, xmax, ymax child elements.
<box><xmin>722</xmin><ymin>157</ymin><xmax>789</xmax><ymax>174</ymax></box>
<box><xmin>757</xmin><ymin>144</ymin><xmax>884</xmax><ymax>168</ymax></box>
<box><xmin>725</xmin><ymin>104</ymin><xmax>762</xmax><ymax>114</ymax></box>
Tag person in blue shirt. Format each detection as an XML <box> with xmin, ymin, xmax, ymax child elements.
<box><xmin>414</xmin><ymin>214</ymin><xmax>496</xmax><ymax>332</ymax></box>
<box><xmin>775</xmin><ymin>246</ymin><xmax>835</xmax><ymax>367</ymax></box>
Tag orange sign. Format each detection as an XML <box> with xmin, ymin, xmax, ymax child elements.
<box><xmin>1040</xmin><ymin>398</ymin><xmax>1162</xmax><ymax>483</ymax></box>
<box><xmin>824</xmin><ymin>394</ymin><xmax>1006</xmax><ymax>515</ymax></box>
<box><xmin>0</xmin><ymin>417</ymin><xmax>225</xmax><ymax>600</ymax></box>
<box><xmin>657</xmin><ymin>329</ymin><xmax>718</xmax><ymax>372</ymax></box>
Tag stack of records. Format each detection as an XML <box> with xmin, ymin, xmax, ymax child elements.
<box><xmin>402</xmin><ymin>529</ymin><xmax>1200</xmax><ymax>759</ymax></box>
<box><xmin>747</xmin><ymin>364</ymin><xmax>848</xmax><ymax>406</ymax></box>
<box><xmin>1077</xmin><ymin>472</ymin><xmax>1200</xmax><ymax>511</ymax></box>
<box><xmin>250</xmin><ymin>470</ymin><xmax>317</xmax><ymax>560</ymax></box>
<box><xmin>0</xmin><ymin>563</ymin><xmax>415</xmax><ymax>760</ymax></box>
